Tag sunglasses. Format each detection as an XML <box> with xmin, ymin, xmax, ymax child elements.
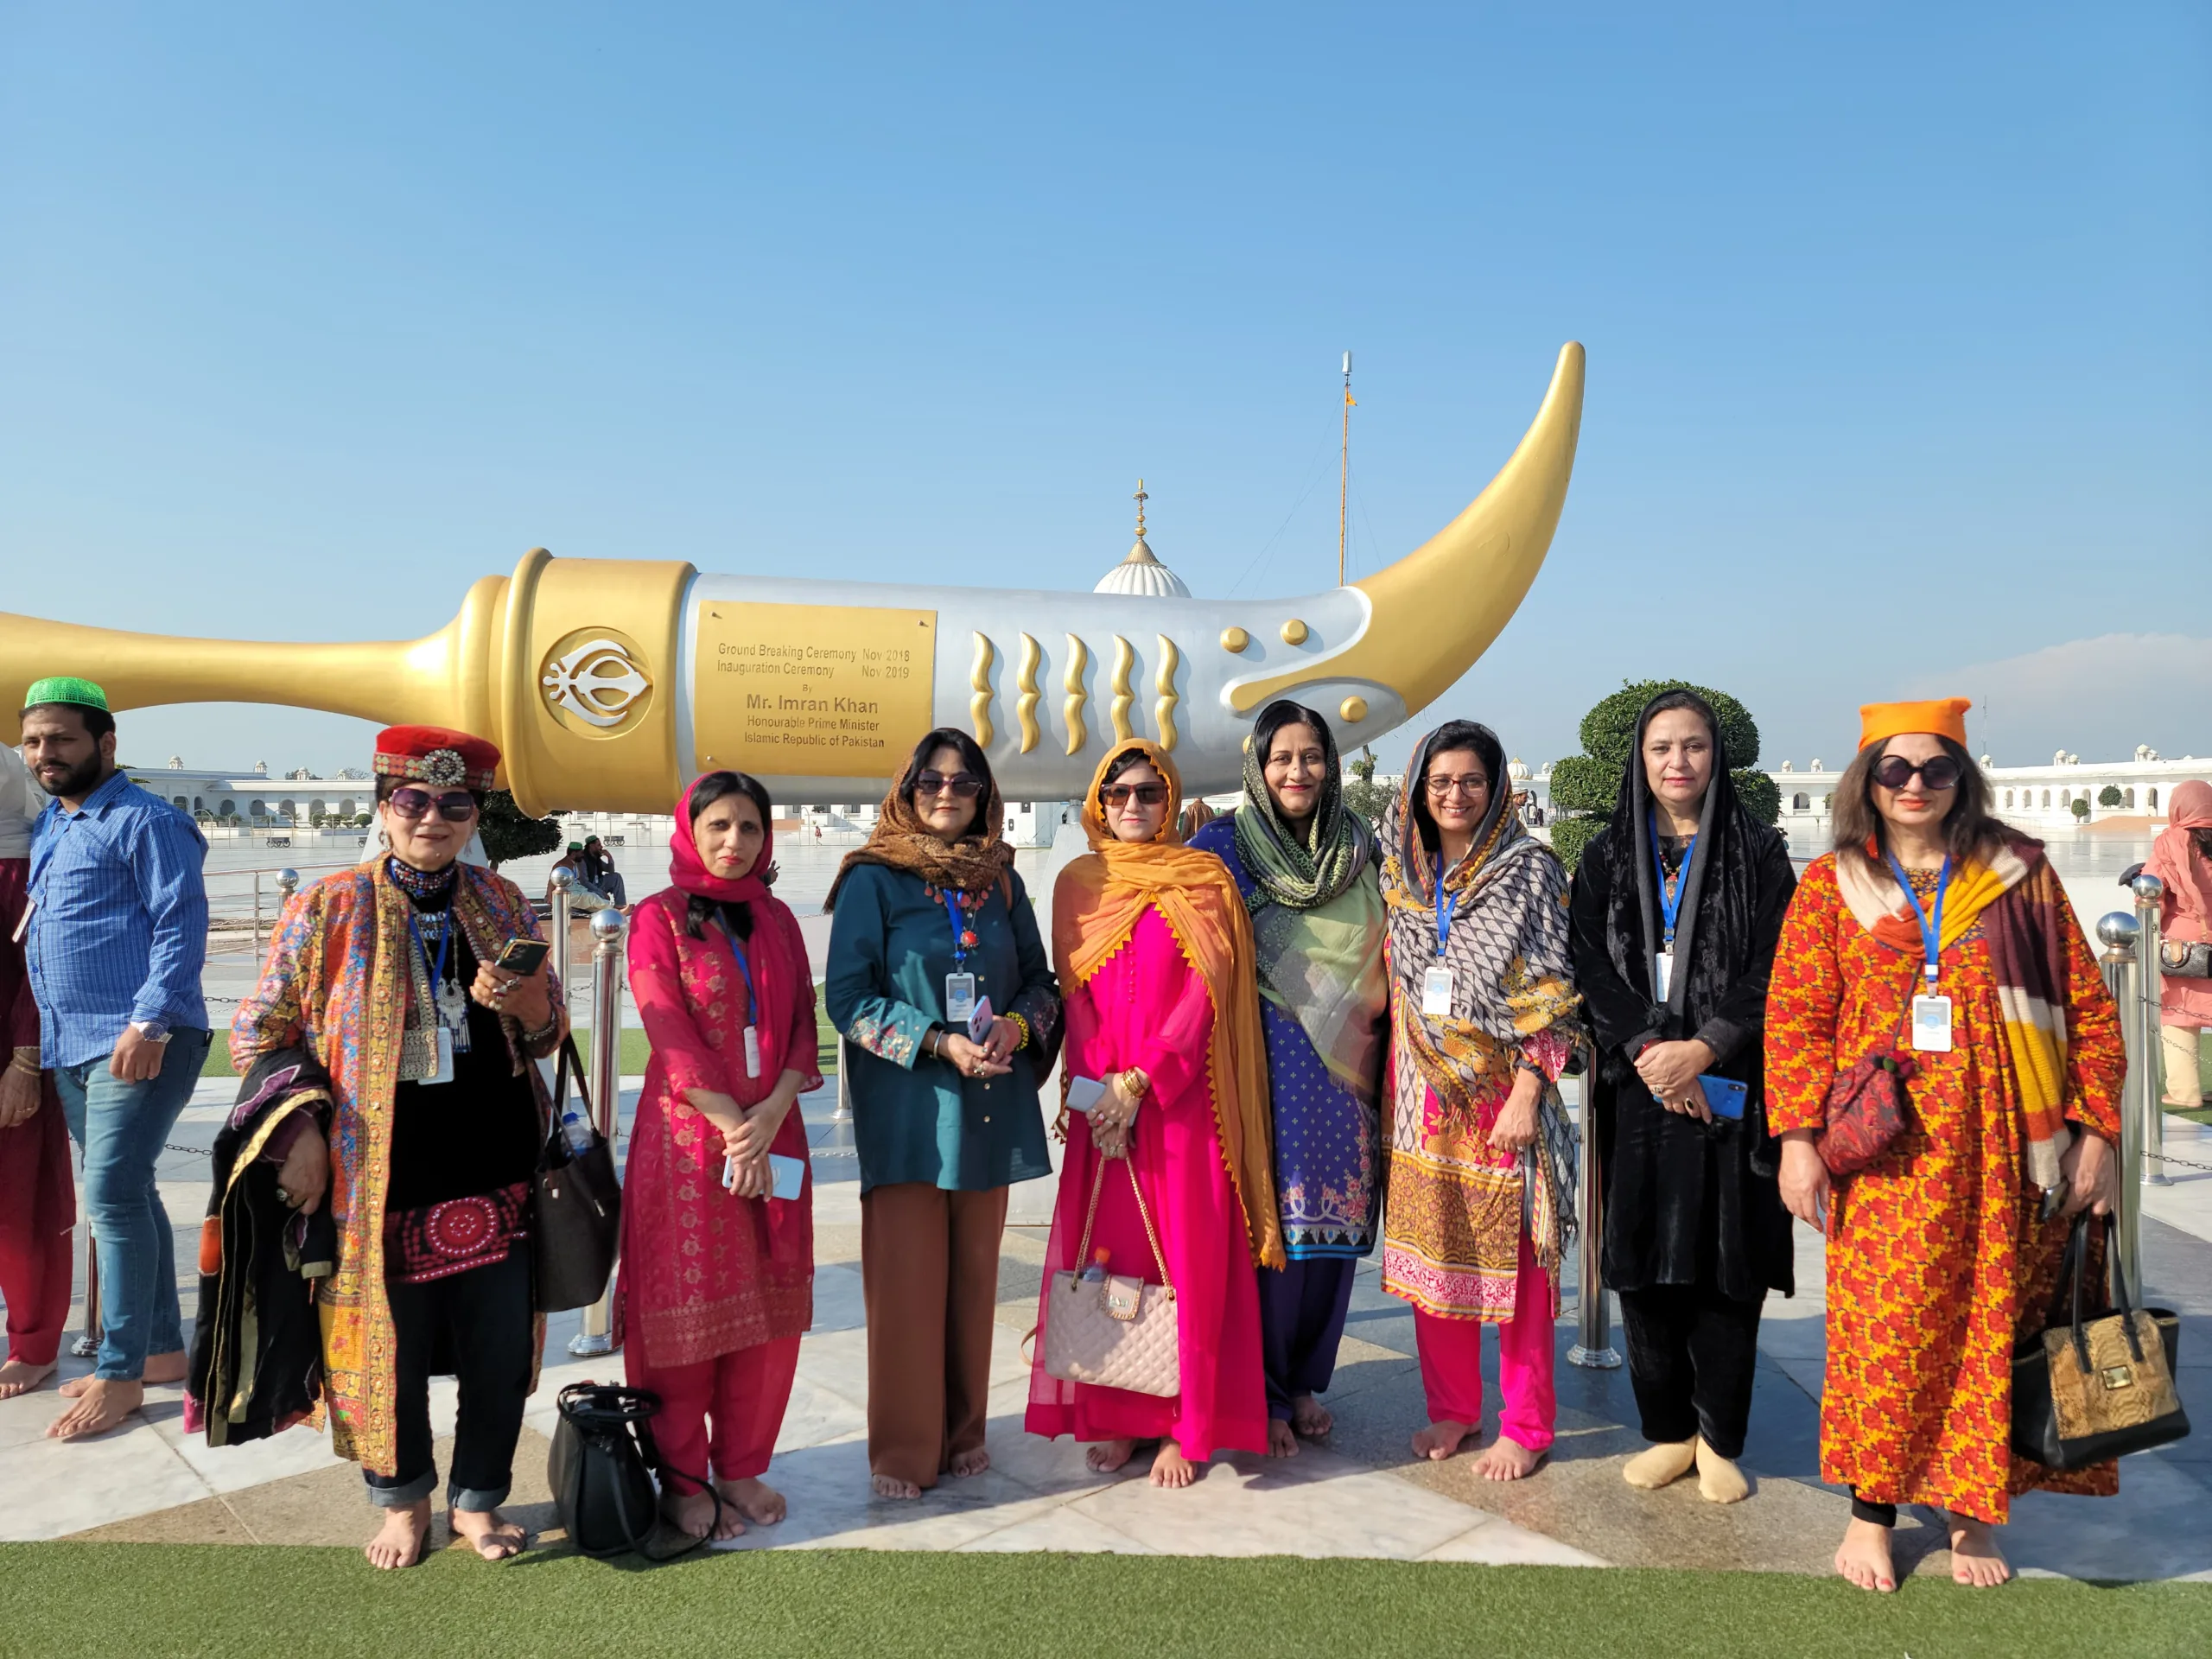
<box><xmin>385</xmin><ymin>787</ymin><xmax>480</xmax><ymax>823</ymax></box>
<box><xmin>1102</xmin><ymin>783</ymin><xmax>1169</xmax><ymax>807</ymax></box>
<box><xmin>1872</xmin><ymin>754</ymin><xmax>1964</xmax><ymax>792</ymax></box>
<box><xmin>914</xmin><ymin>772</ymin><xmax>984</xmax><ymax>799</ymax></box>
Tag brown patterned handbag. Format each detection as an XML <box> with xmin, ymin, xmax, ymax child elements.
<box><xmin>2012</xmin><ymin>1216</ymin><xmax>2189</xmax><ymax>1470</ymax></box>
<box><xmin>1816</xmin><ymin>1045</ymin><xmax>1919</xmax><ymax>1178</ymax></box>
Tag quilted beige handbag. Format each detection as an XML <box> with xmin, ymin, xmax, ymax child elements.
<box><xmin>1041</xmin><ymin>1155</ymin><xmax>1179</xmax><ymax>1398</ymax></box>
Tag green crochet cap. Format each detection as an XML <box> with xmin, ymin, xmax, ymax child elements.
<box><xmin>22</xmin><ymin>675</ymin><xmax>110</xmax><ymax>713</ymax></box>
<box><xmin>567</xmin><ymin>841</ymin><xmax>584</xmax><ymax>851</ymax></box>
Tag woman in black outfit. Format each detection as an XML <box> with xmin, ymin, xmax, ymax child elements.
<box><xmin>1567</xmin><ymin>690</ymin><xmax>1796</xmax><ymax>1503</ymax></box>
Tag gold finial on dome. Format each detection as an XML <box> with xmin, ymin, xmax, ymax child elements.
<box><xmin>1095</xmin><ymin>476</ymin><xmax>1191</xmax><ymax>597</ymax></box>
<box><xmin>1134</xmin><ymin>478</ymin><xmax>1148</xmax><ymax>540</ymax></box>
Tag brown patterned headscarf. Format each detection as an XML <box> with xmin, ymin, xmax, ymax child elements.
<box><xmin>824</xmin><ymin>728</ymin><xmax>1016</xmax><ymax>910</ymax></box>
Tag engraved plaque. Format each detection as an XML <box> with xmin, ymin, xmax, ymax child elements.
<box><xmin>694</xmin><ymin>601</ymin><xmax>936</xmax><ymax>779</ymax></box>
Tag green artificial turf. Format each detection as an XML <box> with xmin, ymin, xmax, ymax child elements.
<box><xmin>0</xmin><ymin>1544</ymin><xmax>2206</xmax><ymax>1658</ymax></box>
<box><xmin>202</xmin><ymin>1009</ymin><xmax>842</xmax><ymax>1081</ymax></box>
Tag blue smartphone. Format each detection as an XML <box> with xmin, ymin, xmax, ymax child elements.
<box><xmin>1697</xmin><ymin>1075</ymin><xmax>1748</xmax><ymax>1121</ymax></box>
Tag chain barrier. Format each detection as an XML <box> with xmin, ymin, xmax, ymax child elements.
<box><xmin>2145</xmin><ymin>1148</ymin><xmax>2212</xmax><ymax>1175</ymax></box>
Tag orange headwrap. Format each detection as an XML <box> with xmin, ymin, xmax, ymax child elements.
<box><xmin>1051</xmin><ymin>739</ymin><xmax>1285</xmax><ymax>1269</ymax></box>
<box><xmin>1859</xmin><ymin>696</ymin><xmax>1971</xmax><ymax>751</ymax></box>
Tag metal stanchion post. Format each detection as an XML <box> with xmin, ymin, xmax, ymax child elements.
<box><xmin>276</xmin><ymin>867</ymin><xmax>299</xmax><ymax>912</ymax></box>
<box><xmin>549</xmin><ymin>867</ymin><xmax>575</xmax><ymax>1014</ymax></box>
<box><xmin>2098</xmin><ymin>912</ymin><xmax>2144</xmax><ymax>1298</ymax></box>
<box><xmin>1565</xmin><ymin>1077</ymin><xmax>1619</xmax><ymax>1369</ymax></box>
<box><xmin>831</xmin><ymin>1033</ymin><xmax>853</xmax><ymax>1125</ymax></box>
<box><xmin>251</xmin><ymin>870</ymin><xmax>264</xmax><ymax>956</ymax></box>
<box><xmin>2132</xmin><ymin>874</ymin><xmax>2170</xmax><ymax>1187</ymax></box>
<box><xmin>569</xmin><ymin>907</ymin><xmax>626</xmax><ymax>1357</ymax></box>
<box><xmin>71</xmin><ymin>1228</ymin><xmax>101</xmax><ymax>1359</ymax></box>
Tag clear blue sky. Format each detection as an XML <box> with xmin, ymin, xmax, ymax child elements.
<box><xmin>4</xmin><ymin>3</ymin><xmax>2206</xmax><ymax>780</ymax></box>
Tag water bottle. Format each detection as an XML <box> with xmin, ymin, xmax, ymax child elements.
<box><xmin>560</xmin><ymin>1105</ymin><xmax>594</xmax><ymax>1155</ymax></box>
<box><xmin>1077</xmin><ymin>1247</ymin><xmax>1110</xmax><ymax>1284</ymax></box>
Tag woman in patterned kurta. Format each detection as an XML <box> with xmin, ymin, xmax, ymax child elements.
<box><xmin>619</xmin><ymin>772</ymin><xmax>823</xmax><ymax>1540</ymax></box>
<box><xmin>231</xmin><ymin>726</ymin><xmax>564</xmax><ymax>1570</ymax></box>
<box><xmin>1378</xmin><ymin>722</ymin><xmax>1583</xmax><ymax>1480</ymax></box>
<box><xmin>1766</xmin><ymin>701</ymin><xmax>2122</xmax><ymax>1592</ymax></box>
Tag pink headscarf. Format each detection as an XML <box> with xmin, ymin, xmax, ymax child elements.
<box><xmin>665</xmin><ymin>773</ymin><xmax>806</xmax><ymax>1104</ymax></box>
<box><xmin>671</xmin><ymin>773</ymin><xmax>775</xmax><ymax>904</ymax></box>
<box><xmin>2147</xmin><ymin>779</ymin><xmax>2212</xmax><ymax>933</ymax></box>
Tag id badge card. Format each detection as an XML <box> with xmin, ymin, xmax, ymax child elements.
<box><xmin>1911</xmin><ymin>994</ymin><xmax>1954</xmax><ymax>1052</ymax></box>
<box><xmin>1421</xmin><ymin>965</ymin><xmax>1454</xmax><ymax>1018</ymax></box>
<box><xmin>967</xmin><ymin>995</ymin><xmax>995</xmax><ymax>1045</ymax></box>
<box><xmin>944</xmin><ymin>972</ymin><xmax>977</xmax><ymax>1025</ymax></box>
<box><xmin>429</xmin><ymin>1027</ymin><xmax>455</xmax><ymax>1085</ymax></box>
<box><xmin>742</xmin><ymin>1024</ymin><xmax>760</xmax><ymax>1078</ymax></box>
<box><xmin>1653</xmin><ymin>949</ymin><xmax>1674</xmax><ymax>1002</ymax></box>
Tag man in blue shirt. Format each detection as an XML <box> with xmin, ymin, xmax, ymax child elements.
<box><xmin>20</xmin><ymin>677</ymin><xmax>211</xmax><ymax>1440</ymax></box>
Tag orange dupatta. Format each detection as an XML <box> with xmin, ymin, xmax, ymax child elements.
<box><xmin>1052</xmin><ymin>740</ymin><xmax>1285</xmax><ymax>1270</ymax></box>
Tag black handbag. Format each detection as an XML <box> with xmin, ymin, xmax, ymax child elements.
<box><xmin>547</xmin><ymin>1382</ymin><xmax>723</xmax><ymax>1560</ymax></box>
<box><xmin>2011</xmin><ymin>1215</ymin><xmax>2189</xmax><ymax>1470</ymax></box>
<box><xmin>531</xmin><ymin>1035</ymin><xmax>623</xmax><ymax>1314</ymax></box>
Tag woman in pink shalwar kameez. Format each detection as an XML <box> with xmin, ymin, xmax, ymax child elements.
<box><xmin>620</xmin><ymin>772</ymin><xmax>822</xmax><ymax>1540</ymax></box>
<box><xmin>1027</xmin><ymin>740</ymin><xmax>1283</xmax><ymax>1488</ymax></box>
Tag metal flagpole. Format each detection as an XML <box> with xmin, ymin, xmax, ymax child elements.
<box><xmin>1338</xmin><ymin>350</ymin><xmax>1353</xmax><ymax>587</ymax></box>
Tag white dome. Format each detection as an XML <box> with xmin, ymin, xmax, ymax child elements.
<box><xmin>1095</xmin><ymin>538</ymin><xmax>1191</xmax><ymax>598</ymax></box>
<box><xmin>1507</xmin><ymin>756</ymin><xmax>1530</xmax><ymax>782</ymax></box>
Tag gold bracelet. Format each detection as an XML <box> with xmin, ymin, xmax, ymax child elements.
<box><xmin>1006</xmin><ymin>1012</ymin><xmax>1031</xmax><ymax>1051</ymax></box>
<box><xmin>1120</xmin><ymin>1067</ymin><xmax>1149</xmax><ymax>1100</ymax></box>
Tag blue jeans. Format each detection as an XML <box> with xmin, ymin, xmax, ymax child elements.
<box><xmin>53</xmin><ymin>1028</ymin><xmax>212</xmax><ymax>1380</ymax></box>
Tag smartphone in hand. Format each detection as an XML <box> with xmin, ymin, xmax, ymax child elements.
<box><xmin>495</xmin><ymin>938</ymin><xmax>550</xmax><ymax>976</ymax></box>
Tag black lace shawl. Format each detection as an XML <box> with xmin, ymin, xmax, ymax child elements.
<box><xmin>1566</xmin><ymin>694</ymin><xmax>1798</xmax><ymax>1300</ymax></box>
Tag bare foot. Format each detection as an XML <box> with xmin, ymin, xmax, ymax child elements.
<box><xmin>46</xmin><ymin>1376</ymin><xmax>143</xmax><ymax>1440</ymax></box>
<box><xmin>1471</xmin><ymin>1434</ymin><xmax>1544</xmax><ymax>1482</ymax></box>
<box><xmin>949</xmin><ymin>1446</ymin><xmax>990</xmax><ymax>1478</ymax></box>
<box><xmin>364</xmin><ymin>1500</ymin><xmax>432</xmax><ymax>1570</ymax></box>
<box><xmin>661</xmin><ymin>1486</ymin><xmax>727</xmax><ymax>1540</ymax></box>
<box><xmin>1290</xmin><ymin>1393</ymin><xmax>1332</xmax><ymax>1440</ymax></box>
<box><xmin>1266</xmin><ymin>1419</ymin><xmax>1300</xmax><ymax>1459</ymax></box>
<box><xmin>719</xmin><ymin>1476</ymin><xmax>785</xmax><ymax>1527</ymax></box>
<box><xmin>61</xmin><ymin>1351</ymin><xmax>188</xmax><ymax>1396</ymax></box>
<box><xmin>871</xmin><ymin>1473</ymin><xmax>922</xmax><ymax>1499</ymax></box>
<box><xmin>448</xmin><ymin>1506</ymin><xmax>528</xmax><ymax>1560</ymax></box>
<box><xmin>1148</xmin><ymin>1441</ymin><xmax>1198</xmax><ymax>1490</ymax></box>
<box><xmin>1948</xmin><ymin>1513</ymin><xmax>2012</xmax><ymax>1587</ymax></box>
<box><xmin>1086</xmin><ymin>1438</ymin><xmax>1139</xmax><ymax>1474</ymax></box>
<box><xmin>1835</xmin><ymin>1517</ymin><xmax>1897</xmax><ymax>1592</ymax></box>
<box><xmin>0</xmin><ymin>1358</ymin><xmax>57</xmax><ymax>1400</ymax></box>
<box><xmin>1411</xmin><ymin>1418</ymin><xmax>1477</xmax><ymax>1461</ymax></box>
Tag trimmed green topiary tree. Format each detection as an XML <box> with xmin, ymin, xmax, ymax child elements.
<box><xmin>1546</xmin><ymin>679</ymin><xmax>1777</xmax><ymax>874</ymax></box>
<box><xmin>2098</xmin><ymin>785</ymin><xmax>2124</xmax><ymax>808</ymax></box>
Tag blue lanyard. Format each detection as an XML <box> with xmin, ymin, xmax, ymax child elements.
<box><xmin>1434</xmin><ymin>888</ymin><xmax>1457</xmax><ymax>958</ymax></box>
<box><xmin>944</xmin><ymin>891</ymin><xmax>970</xmax><ymax>968</ymax></box>
<box><xmin>1649</xmin><ymin>817</ymin><xmax>1696</xmax><ymax>950</ymax></box>
<box><xmin>707</xmin><ymin>911</ymin><xmax>759</xmax><ymax>1021</ymax></box>
<box><xmin>1884</xmin><ymin>850</ymin><xmax>1951</xmax><ymax>989</ymax></box>
<box><xmin>407</xmin><ymin>910</ymin><xmax>451</xmax><ymax>996</ymax></box>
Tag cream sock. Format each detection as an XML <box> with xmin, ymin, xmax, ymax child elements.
<box><xmin>1622</xmin><ymin>1439</ymin><xmax>1697</xmax><ymax>1490</ymax></box>
<box><xmin>1695</xmin><ymin>1438</ymin><xmax>1750</xmax><ymax>1503</ymax></box>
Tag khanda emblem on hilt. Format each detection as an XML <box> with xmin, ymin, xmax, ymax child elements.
<box><xmin>540</xmin><ymin>634</ymin><xmax>652</xmax><ymax>730</ymax></box>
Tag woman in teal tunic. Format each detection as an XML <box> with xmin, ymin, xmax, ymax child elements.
<box><xmin>1188</xmin><ymin>699</ymin><xmax>1389</xmax><ymax>1457</ymax></box>
<box><xmin>824</xmin><ymin>728</ymin><xmax>1060</xmax><ymax>1498</ymax></box>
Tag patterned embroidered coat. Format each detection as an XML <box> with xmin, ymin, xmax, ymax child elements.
<box><xmin>230</xmin><ymin>861</ymin><xmax>559</xmax><ymax>1477</ymax></box>
<box><xmin>1764</xmin><ymin>855</ymin><xmax>2124</xmax><ymax>1522</ymax></box>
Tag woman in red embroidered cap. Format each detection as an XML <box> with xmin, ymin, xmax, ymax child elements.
<box><xmin>617</xmin><ymin>771</ymin><xmax>822</xmax><ymax>1540</ymax></box>
<box><xmin>231</xmin><ymin>725</ymin><xmax>565</xmax><ymax>1569</ymax></box>
<box><xmin>1765</xmin><ymin>698</ymin><xmax>2123</xmax><ymax>1592</ymax></box>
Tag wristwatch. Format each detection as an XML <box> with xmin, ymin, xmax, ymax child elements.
<box><xmin>129</xmin><ymin>1019</ymin><xmax>172</xmax><ymax>1044</ymax></box>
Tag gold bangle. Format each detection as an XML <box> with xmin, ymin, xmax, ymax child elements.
<box><xmin>1120</xmin><ymin>1067</ymin><xmax>1148</xmax><ymax>1100</ymax></box>
<box><xmin>1006</xmin><ymin>1012</ymin><xmax>1031</xmax><ymax>1051</ymax></box>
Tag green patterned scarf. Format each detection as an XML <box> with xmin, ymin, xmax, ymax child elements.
<box><xmin>1231</xmin><ymin>722</ymin><xmax>1389</xmax><ymax>1106</ymax></box>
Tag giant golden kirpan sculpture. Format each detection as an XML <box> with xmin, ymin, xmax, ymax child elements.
<box><xmin>1</xmin><ymin>346</ymin><xmax>1583</xmax><ymax>816</ymax></box>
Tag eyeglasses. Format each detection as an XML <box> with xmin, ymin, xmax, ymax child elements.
<box><xmin>914</xmin><ymin>772</ymin><xmax>984</xmax><ymax>799</ymax></box>
<box><xmin>1424</xmin><ymin>774</ymin><xmax>1489</xmax><ymax>800</ymax></box>
<box><xmin>1872</xmin><ymin>754</ymin><xmax>1964</xmax><ymax>792</ymax></box>
<box><xmin>385</xmin><ymin>787</ymin><xmax>479</xmax><ymax>823</ymax></box>
<box><xmin>1102</xmin><ymin>783</ymin><xmax>1168</xmax><ymax>807</ymax></box>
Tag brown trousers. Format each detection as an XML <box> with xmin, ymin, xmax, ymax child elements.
<box><xmin>860</xmin><ymin>1181</ymin><xmax>1008</xmax><ymax>1490</ymax></box>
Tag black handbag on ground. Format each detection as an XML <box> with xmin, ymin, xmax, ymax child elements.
<box><xmin>532</xmin><ymin>1035</ymin><xmax>623</xmax><ymax>1314</ymax></box>
<box><xmin>2011</xmin><ymin>1215</ymin><xmax>2189</xmax><ymax>1471</ymax></box>
<box><xmin>547</xmin><ymin>1382</ymin><xmax>724</xmax><ymax>1560</ymax></box>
